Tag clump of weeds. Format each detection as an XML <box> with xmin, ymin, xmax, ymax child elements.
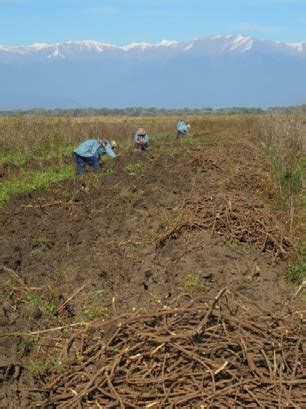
<box><xmin>123</xmin><ymin>162</ymin><xmax>142</xmax><ymax>176</ymax></box>
<box><xmin>26</xmin><ymin>294</ymin><xmax>57</xmax><ymax>316</ymax></box>
<box><xmin>82</xmin><ymin>289</ymin><xmax>108</xmax><ymax>320</ymax></box>
<box><xmin>30</xmin><ymin>237</ymin><xmax>52</xmax><ymax>256</ymax></box>
<box><xmin>287</xmin><ymin>263</ymin><xmax>305</xmax><ymax>285</ymax></box>
<box><xmin>180</xmin><ymin>274</ymin><xmax>202</xmax><ymax>294</ymax></box>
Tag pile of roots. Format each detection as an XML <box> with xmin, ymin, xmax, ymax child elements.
<box><xmin>41</xmin><ymin>289</ymin><xmax>303</xmax><ymax>408</ymax></box>
<box><xmin>185</xmin><ymin>156</ymin><xmax>221</xmax><ymax>171</ymax></box>
<box><xmin>156</xmin><ymin>195</ymin><xmax>291</xmax><ymax>259</ymax></box>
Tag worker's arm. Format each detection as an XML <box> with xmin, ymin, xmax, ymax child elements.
<box><xmin>104</xmin><ymin>142</ymin><xmax>116</xmax><ymax>158</ymax></box>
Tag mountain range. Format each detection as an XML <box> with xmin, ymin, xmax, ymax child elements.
<box><xmin>1</xmin><ymin>35</ymin><xmax>305</xmax><ymax>109</ymax></box>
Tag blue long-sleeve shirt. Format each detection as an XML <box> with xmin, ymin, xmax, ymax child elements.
<box><xmin>177</xmin><ymin>120</ymin><xmax>188</xmax><ymax>133</ymax></box>
<box><xmin>134</xmin><ymin>133</ymin><xmax>149</xmax><ymax>144</ymax></box>
<box><xmin>74</xmin><ymin>139</ymin><xmax>116</xmax><ymax>158</ymax></box>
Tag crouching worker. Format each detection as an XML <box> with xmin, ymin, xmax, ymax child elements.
<box><xmin>73</xmin><ymin>139</ymin><xmax>117</xmax><ymax>174</ymax></box>
<box><xmin>134</xmin><ymin>128</ymin><xmax>149</xmax><ymax>151</ymax></box>
<box><xmin>176</xmin><ymin>119</ymin><xmax>189</xmax><ymax>138</ymax></box>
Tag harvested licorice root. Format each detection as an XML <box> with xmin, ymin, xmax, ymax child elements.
<box><xmin>41</xmin><ymin>289</ymin><xmax>304</xmax><ymax>408</ymax></box>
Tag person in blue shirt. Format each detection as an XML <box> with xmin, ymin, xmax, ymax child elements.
<box><xmin>73</xmin><ymin>139</ymin><xmax>117</xmax><ymax>174</ymax></box>
<box><xmin>134</xmin><ymin>128</ymin><xmax>149</xmax><ymax>151</ymax></box>
<box><xmin>176</xmin><ymin>119</ymin><xmax>189</xmax><ymax>138</ymax></box>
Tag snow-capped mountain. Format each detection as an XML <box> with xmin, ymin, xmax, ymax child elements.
<box><xmin>0</xmin><ymin>35</ymin><xmax>305</xmax><ymax>61</ymax></box>
<box><xmin>0</xmin><ymin>35</ymin><xmax>305</xmax><ymax>109</ymax></box>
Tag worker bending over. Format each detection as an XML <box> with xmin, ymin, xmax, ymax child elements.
<box><xmin>73</xmin><ymin>139</ymin><xmax>117</xmax><ymax>174</ymax></box>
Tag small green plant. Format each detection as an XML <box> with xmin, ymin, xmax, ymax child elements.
<box><xmin>254</xmin><ymin>265</ymin><xmax>261</xmax><ymax>274</ymax></box>
<box><xmin>30</xmin><ymin>237</ymin><xmax>51</xmax><ymax>255</ymax></box>
<box><xmin>104</xmin><ymin>165</ymin><xmax>115</xmax><ymax>175</ymax></box>
<box><xmin>4</xmin><ymin>289</ymin><xmax>14</xmax><ymax>300</ymax></box>
<box><xmin>128</xmin><ymin>216</ymin><xmax>138</xmax><ymax>223</ymax></box>
<box><xmin>81</xmin><ymin>185</ymin><xmax>90</xmax><ymax>193</ymax></box>
<box><xmin>0</xmin><ymin>284</ymin><xmax>14</xmax><ymax>300</ymax></box>
<box><xmin>150</xmin><ymin>292</ymin><xmax>161</xmax><ymax>305</ymax></box>
<box><xmin>180</xmin><ymin>134</ymin><xmax>196</xmax><ymax>145</ymax></box>
<box><xmin>287</xmin><ymin>263</ymin><xmax>305</xmax><ymax>285</ymax></box>
<box><xmin>90</xmin><ymin>207</ymin><xmax>103</xmax><ymax>216</ymax></box>
<box><xmin>83</xmin><ymin>289</ymin><xmax>108</xmax><ymax>320</ymax></box>
<box><xmin>123</xmin><ymin>162</ymin><xmax>142</xmax><ymax>176</ymax></box>
<box><xmin>30</xmin><ymin>358</ymin><xmax>55</xmax><ymax>375</ymax></box>
<box><xmin>83</xmin><ymin>306</ymin><xmax>108</xmax><ymax>320</ymax></box>
<box><xmin>61</xmin><ymin>190</ymin><xmax>71</xmax><ymax>199</ymax></box>
<box><xmin>22</xmin><ymin>338</ymin><xmax>35</xmax><ymax>349</ymax></box>
<box><xmin>27</xmin><ymin>294</ymin><xmax>57</xmax><ymax>316</ymax></box>
<box><xmin>85</xmin><ymin>289</ymin><xmax>104</xmax><ymax>304</ymax></box>
<box><xmin>181</xmin><ymin>274</ymin><xmax>202</xmax><ymax>294</ymax></box>
<box><xmin>246</xmin><ymin>274</ymin><xmax>253</xmax><ymax>283</ymax></box>
<box><xmin>224</xmin><ymin>238</ymin><xmax>238</xmax><ymax>251</ymax></box>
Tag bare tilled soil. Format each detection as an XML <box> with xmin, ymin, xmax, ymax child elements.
<box><xmin>0</xmin><ymin>131</ymin><xmax>303</xmax><ymax>407</ymax></box>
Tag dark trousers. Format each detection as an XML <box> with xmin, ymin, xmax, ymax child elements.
<box><xmin>74</xmin><ymin>153</ymin><xmax>100</xmax><ymax>174</ymax></box>
<box><xmin>176</xmin><ymin>130</ymin><xmax>186</xmax><ymax>138</ymax></box>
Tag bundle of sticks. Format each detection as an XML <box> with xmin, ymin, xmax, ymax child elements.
<box><xmin>42</xmin><ymin>289</ymin><xmax>303</xmax><ymax>408</ymax></box>
<box><xmin>156</xmin><ymin>195</ymin><xmax>291</xmax><ymax>259</ymax></box>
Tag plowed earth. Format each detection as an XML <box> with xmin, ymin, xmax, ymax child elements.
<box><xmin>0</xmin><ymin>129</ymin><xmax>302</xmax><ymax>407</ymax></box>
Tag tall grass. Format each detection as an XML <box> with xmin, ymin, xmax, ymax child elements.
<box><xmin>254</xmin><ymin>115</ymin><xmax>305</xmax><ymax>284</ymax></box>
<box><xmin>254</xmin><ymin>115</ymin><xmax>303</xmax><ymax>226</ymax></box>
<box><xmin>0</xmin><ymin>115</ymin><xmax>247</xmax><ymax>166</ymax></box>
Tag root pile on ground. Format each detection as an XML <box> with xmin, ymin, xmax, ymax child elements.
<box><xmin>156</xmin><ymin>195</ymin><xmax>291</xmax><ymax>259</ymax></box>
<box><xmin>185</xmin><ymin>156</ymin><xmax>221</xmax><ymax>171</ymax></box>
<box><xmin>42</xmin><ymin>289</ymin><xmax>303</xmax><ymax>408</ymax></box>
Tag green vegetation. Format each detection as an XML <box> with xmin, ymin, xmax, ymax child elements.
<box><xmin>0</xmin><ymin>286</ymin><xmax>14</xmax><ymax>300</ymax></box>
<box><xmin>83</xmin><ymin>306</ymin><xmax>108</xmax><ymax>320</ymax></box>
<box><xmin>30</xmin><ymin>358</ymin><xmax>55</xmax><ymax>375</ymax></box>
<box><xmin>0</xmin><ymin>143</ymin><xmax>74</xmax><ymax>167</ymax></box>
<box><xmin>0</xmin><ymin>146</ymin><xmax>27</xmax><ymax>166</ymax></box>
<box><xmin>224</xmin><ymin>238</ymin><xmax>238</xmax><ymax>251</ymax></box>
<box><xmin>287</xmin><ymin>263</ymin><xmax>305</xmax><ymax>285</ymax></box>
<box><xmin>254</xmin><ymin>116</ymin><xmax>303</xmax><ymax>241</ymax></box>
<box><xmin>0</xmin><ymin>164</ymin><xmax>74</xmax><ymax>205</ymax></box>
<box><xmin>269</xmin><ymin>148</ymin><xmax>302</xmax><ymax>209</ymax></box>
<box><xmin>90</xmin><ymin>207</ymin><xmax>103</xmax><ymax>216</ymax></box>
<box><xmin>26</xmin><ymin>294</ymin><xmax>57</xmax><ymax>316</ymax></box>
<box><xmin>85</xmin><ymin>289</ymin><xmax>103</xmax><ymax>304</ymax></box>
<box><xmin>150</xmin><ymin>292</ymin><xmax>161</xmax><ymax>305</ymax></box>
<box><xmin>123</xmin><ymin>162</ymin><xmax>142</xmax><ymax>175</ymax></box>
<box><xmin>82</xmin><ymin>290</ymin><xmax>108</xmax><ymax>320</ymax></box>
<box><xmin>30</xmin><ymin>237</ymin><xmax>52</xmax><ymax>255</ymax></box>
<box><xmin>180</xmin><ymin>274</ymin><xmax>202</xmax><ymax>294</ymax></box>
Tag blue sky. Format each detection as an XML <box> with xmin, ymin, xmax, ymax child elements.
<box><xmin>0</xmin><ymin>0</ymin><xmax>305</xmax><ymax>46</ymax></box>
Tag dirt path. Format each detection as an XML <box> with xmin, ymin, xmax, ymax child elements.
<box><xmin>0</xmin><ymin>128</ymin><xmax>301</xmax><ymax>407</ymax></box>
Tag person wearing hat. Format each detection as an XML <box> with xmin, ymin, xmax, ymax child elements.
<box><xmin>134</xmin><ymin>128</ymin><xmax>149</xmax><ymax>151</ymax></box>
<box><xmin>176</xmin><ymin>119</ymin><xmax>189</xmax><ymax>138</ymax></box>
<box><xmin>73</xmin><ymin>139</ymin><xmax>117</xmax><ymax>174</ymax></box>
